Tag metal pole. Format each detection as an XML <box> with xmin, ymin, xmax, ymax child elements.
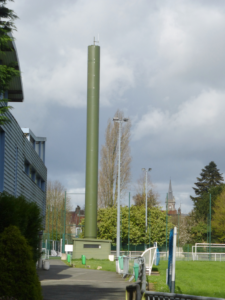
<box><xmin>145</xmin><ymin>170</ymin><xmax>147</xmax><ymax>249</ymax></box>
<box><xmin>84</xmin><ymin>44</ymin><xmax>100</xmax><ymax>239</ymax></box>
<box><xmin>166</xmin><ymin>193</ymin><xmax>168</xmax><ymax>258</ymax></box>
<box><xmin>48</xmin><ymin>205</ymin><xmax>50</xmax><ymax>252</ymax></box>
<box><xmin>52</xmin><ymin>205</ymin><xmax>54</xmax><ymax>241</ymax></box>
<box><xmin>121</xmin><ymin>206</ymin><xmax>122</xmax><ymax>252</ymax></box>
<box><xmin>56</xmin><ymin>208</ymin><xmax>58</xmax><ymax>249</ymax></box>
<box><xmin>209</xmin><ymin>193</ymin><xmax>211</xmax><ymax>260</ymax></box>
<box><xmin>171</xmin><ymin>227</ymin><xmax>177</xmax><ymax>293</ymax></box>
<box><xmin>116</xmin><ymin>121</ymin><xmax>121</xmax><ymax>258</ymax></box>
<box><xmin>128</xmin><ymin>192</ymin><xmax>130</xmax><ymax>252</ymax></box>
<box><xmin>61</xmin><ymin>209</ymin><xmax>63</xmax><ymax>239</ymax></box>
<box><xmin>178</xmin><ymin>211</ymin><xmax>180</xmax><ymax>252</ymax></box>
<box><xmin>62</xmin><ymin>191</ymin><xmax>66</xmax><ymax>253</ymax></box>
<box><xmin>149</xmin><ymin>210</ymin><xmax>151</xmax><ymax>247</ymax></box>
<box><xmin>207</xmin><ymin>214</ymin><xmax>209</xmax><ymax>245</ymax></box>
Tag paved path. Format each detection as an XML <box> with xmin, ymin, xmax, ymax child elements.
<box><xmin>37</xmin><ymin>259</ymin><xmax>129</xmax><ymax>300</ymax></box>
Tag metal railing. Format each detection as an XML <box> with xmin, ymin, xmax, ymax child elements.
<box><xmin>114</xmin><ymin>251</ymin><xmax>225</xmax><ymax>262</ymax></box>
<box><xmin>111</xmin><ymin>250</ymin><xmax>143</xmax><ymax>257</ymax></box>
<box><xmin>125</xmin><ymin>257</ymin><xmax>225</xmax><ymax>300</ymax></box>
<box><xmin>143</xmin><ymin>291</ymin><xmax>225</xmax><ymax>300</ymax></box>
<box><xmin>159</xmin><ymin>251</ymin><xmax>225</xmax><ymax>261</ymax></box>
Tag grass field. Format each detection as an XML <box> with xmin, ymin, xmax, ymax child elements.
<box><xmin>148</xmin><ymin>261</ymin><xmax>225</xmax><ymax>298</ymax></box>
<box><xmin>66</xmin><ymin>258</ymin><xmax>116</xmax><ymax>272</ymax></box>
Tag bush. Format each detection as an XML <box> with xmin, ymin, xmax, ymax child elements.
<box><xmin>0</xmin><ymin>226</ymin><xmax>43</xmax><ymax>300</ymax></box>
<box><xmin>0</xmin><ymin>192</ymin><xmax>43</xmax><ymax>261</ymax></box>
<box><xmin>0</xmin><ymin>296</ymin><xmax>17</xmax><ymax>300</ymax></box>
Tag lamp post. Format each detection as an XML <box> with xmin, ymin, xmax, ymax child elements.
<box><xmin>142</xmin><ymin>167</ymin><xmax>152</xmax><ymax>249</ymax></box>
<box><xmin>113</xmin><ymin>116</ymin><xmax>129</xmax><ymax>258</ymax></box>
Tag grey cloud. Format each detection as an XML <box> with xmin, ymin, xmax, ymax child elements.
<box><xmin>9</xmin><ymin>0</ymin><xmax>225</xmax><ymax>214</ymax></box>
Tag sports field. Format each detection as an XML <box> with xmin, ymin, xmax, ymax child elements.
<box><xmin>148</xmin><ymin>261</ymin><xmax>225</xmax><ymax>298</ymax></box>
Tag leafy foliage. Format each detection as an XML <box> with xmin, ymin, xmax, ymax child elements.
<box><xmin>0</xmin><ymin>192</ymin><xmax>43</xmax><ymax>262</ymax></box>
<box><xmin>0</xmin><ymin>0</ymin><xmax>20</xmax><ymax>124</ymax></box>
<box><xmin>212</xmin><ymin>188</ymin><xmax>225</xmax><ymax>242</ymax></box>
<box><xmin>194</xmin><ymin>184</ymin><xmax>225</xmax><ymax>221</ymax></box>
<box><xmin>185</xmin><ymin>211</ymin><xmax>207</xmax><ymax>243</ymax></box>
<box><xmin>133</xmin><ymin>190</ymin><xmax>159</xmax><ymax>207</ymax></box>
<box><xmin>80</xmin><ymin>205</ymin><xmax>173</xmax><ymax>246</ymax></box>
<box><xmin>133</xmin><ymin>172</ymin><xmax>159</xmax><ymax>207</ymax></box>
<box><xmin>0</xmin><ymin>226</ymin><xmax>43</xmax><ymax>300</ymax></box>
<box><xmin>44</xmin><ymin>180</ymin><xmax>72</xmax><ymax>237</ymax></box>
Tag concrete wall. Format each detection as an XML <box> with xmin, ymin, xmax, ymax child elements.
<box><xmin>0</xmin><ymin>106</ymin><xmax>47</xmax><ymax>227</ymax></box>
<box><xmin>72</xmin><ymin>238</ymin><xmax>111</xmax><ymax>259</ymax></box>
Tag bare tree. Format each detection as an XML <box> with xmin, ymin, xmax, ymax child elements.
<box><xmin>133</xmin><ymin>173</ymin><xmax>159</xmax><ymax>208</ymax></box>
<box><xmin>98</xmin><ymin>110</ymin><xmax>131</xmax><ymax>207</ymax></box>
<box><xmin>45</xmin><ymin>180</ymin><xmax>72</xmax><ymax>236</ymax></box>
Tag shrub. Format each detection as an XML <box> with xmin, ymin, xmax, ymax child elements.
<box><xmin>0</xmin><ymin>226</ymin><xmax>43</xmax><ymax>300</ymax></box>
<box><xmin>0</xmin><ymin>192</ymin><xmax>43</xmax><ymax>261</ymax></box>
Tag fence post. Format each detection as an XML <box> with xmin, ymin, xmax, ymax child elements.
<box><xmin>128</xmin><ymin>192</ymin><xmax>130</xmax><ymax>252</ymax></box>
<box><xmin>166</xmin><ymin>193</ymin><xmax>168</xmax><ymax>259</ymax></box>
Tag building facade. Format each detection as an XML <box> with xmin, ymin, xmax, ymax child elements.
<box><xmin>69</xmin><ymin>205</ymin><xmax>85</xmax><ymax>237</ymax></box>
<box><xmin>0</xmin><ymin>35</ymin><xmax>47</xmax><ymax>226</ymax></box>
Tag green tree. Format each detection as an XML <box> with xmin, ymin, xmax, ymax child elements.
<box><xmin>185</xmin><ymin>210</ymin><xmax>207</xmax><ymax>244</ymax></box>
<box><xmin>0</xmin><ymin>226</ymin><xmax>43</xmax><ymax>300</ymax></box>
<box><xmin>212</xmin><ymin>188</ymin><xmax>225</xmax><ymax>242</ymax></box>
<box><xmin>80</xmin><ymin>205</ymin><xmax>173</xmax><ymax>246</ymax></box>
<box><xmin>195</xmin><ymin>184</ymin><xmax>225</xmax><ymax>221</ymax></box>
<box><xmin>0</xmin><ymin>192</ymin><xmax>43</xmax><ymax>262</ymax></box>
<box><xmin>133</xmin><ymin>172</ymin><xmax>159</xmax><ymax>208</ymax></box>
<box><xmin>190</xmin><ymin>161</ymin><xmax>224</xmax><ymax>219</ymax></box>
<box><xmin>0</xmin><ymin>0</ymin><xmax>20</xmax><ymax>124</ymax></box>
<box><xmin>44</xmin><ymin>180</ymin><xmax>72</xmax><ymax>240</ymax></box>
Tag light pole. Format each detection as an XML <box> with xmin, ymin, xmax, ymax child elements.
<box><xmin>142</xmin><ymin>167</ymin><xmax>152</xmax><ymax>249</ymax></box>
<box><xmin>113</xmin><ymin>116</ymin><xmax>129</xmax><ymax>258</ymax></box>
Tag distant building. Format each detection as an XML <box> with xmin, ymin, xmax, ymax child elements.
<box><xmin>69</xmin><ymin>205</ymin><xmax>85</xmax><ymax>237</ymax></box>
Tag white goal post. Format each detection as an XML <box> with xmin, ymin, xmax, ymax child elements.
<box><xmin>141</xmin><ymin>247</ymin><xmax>157</xmax><ymax>275</ymax></box>
<box><xmin>192</xmin><ymin>243</ymin><xmax>225</xmax><ymax>261</ymax></box>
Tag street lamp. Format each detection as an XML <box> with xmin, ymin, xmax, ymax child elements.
<box><xmin>113</xmin><ymin>116</ymin><xmax>129</xmax><ymax>258</ymax></box>
<box><xmin>142</xmin><ymin>167</ymin><xmax>152</xmax><ymax>249</ymax></box>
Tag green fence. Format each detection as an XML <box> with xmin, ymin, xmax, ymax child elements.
<box><xmin>42</xmin><ymin>233</ymin><xmax>74</xmax><ymax>252</ymax></box>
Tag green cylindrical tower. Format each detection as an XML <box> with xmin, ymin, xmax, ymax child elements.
<box><xmin>84</xmin><ymin>45</ymin><xmax>100</xmax><ymax>238</ymax></box>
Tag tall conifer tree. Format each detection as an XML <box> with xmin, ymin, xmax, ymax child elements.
<box><xmin>98</xmin><ymin>110</ymin><xmax>131</xmax><ymax>207</ymax></box>
<box><xmin>190</xmin><ymin>161</ymin><xmax>224</xmax><ymax>220</ymax></box>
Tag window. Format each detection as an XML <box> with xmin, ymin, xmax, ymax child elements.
<box><xmin>41</xmin><ymin>180</ymin><xmax>45</xmax><ymax>192</ymax></box>
<box><xmin>24</xmin><ymin>158</ymin><xmax>45</xmax><ymax>192</ymax></box>
<box><xmin>31</xmin><ymin>169</ymin><xmax>36</xmax><ymax>182</ymax></box>
<box><xmin>25</xmin><ymin>160</ymin><xmax>30</xmax><ymax>175</ymax></box>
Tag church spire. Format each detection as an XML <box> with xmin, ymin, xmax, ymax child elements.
<box><xmin>168</xmin><ymin>179</ymin><xmax>173</xmax><ymax>201</ymax></box>
<box><xmin>165</xmin><ymin>179</ymin><xmax>176</xmax><ymax>211</ymax></box>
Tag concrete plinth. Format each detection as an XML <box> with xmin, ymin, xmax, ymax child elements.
<box><xmin>72</xmin><ymin>238</ymin><xmax>111</xmax><ymax>259</ymax></box>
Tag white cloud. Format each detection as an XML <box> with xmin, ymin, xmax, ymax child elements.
<box><xmin>133</xmin><ymin>89</ymin><xmax>225</xmax><ymax>143</ymax></box>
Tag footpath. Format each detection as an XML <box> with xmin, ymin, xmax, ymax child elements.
<box><xmin>37</xmin><ymin>259</ymin><xmax>130</xmax><ymax>300</ymax></box>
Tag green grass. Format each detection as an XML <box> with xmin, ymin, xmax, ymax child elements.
<box><xmin>147</xmin><ymin>261</ymin><xmax>225</xmax><ymax>298</ymax></box>
<box><xmin>65</xmin><ymin>258</ymin><xmax>116</xmax><ymax>272</ymax></box>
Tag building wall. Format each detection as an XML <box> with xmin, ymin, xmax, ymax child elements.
<box><xmin>0</xmin><ymin>107</ymin><xmax>47</xmax><ymax>226</ymax></box>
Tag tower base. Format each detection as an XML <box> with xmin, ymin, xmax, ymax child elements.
<box><xmin>72</xmin><ymin>238</ymin><xmax>112</xmax><ymax>259</ymax></box>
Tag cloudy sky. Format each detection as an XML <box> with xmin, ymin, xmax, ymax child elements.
<box><xmin>9</xmin><ymin>0</ymin><xmax>225</xmax><ymax>212</ymax></box>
